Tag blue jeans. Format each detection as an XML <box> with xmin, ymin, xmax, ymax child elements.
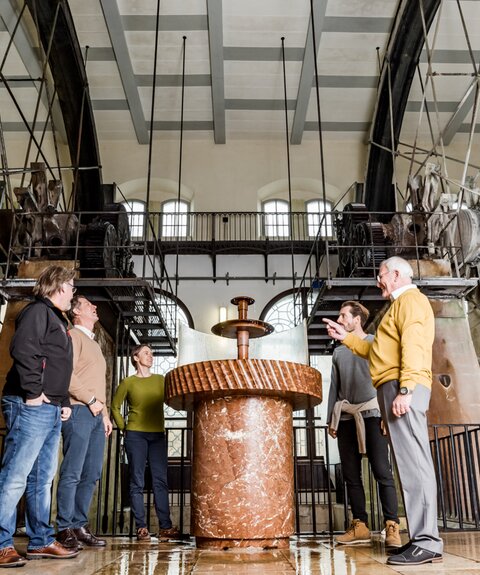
<box><xmin>0</xmin><ymin>396</ymin><xmax>62</xmax><ymax>550</ymax></box>
<box><xmin>124</xmin><ymin>431</ymin><xmax>172</xmax><ymax>529</ymax></box>
<box><xmin>56</xmin><ymin>405</ymin><xmax>106</xmax><ymax>530</ymax></box>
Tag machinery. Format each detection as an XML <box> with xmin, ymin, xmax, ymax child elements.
<box><xmin>9</xmin><ymin>163</ymin><xmax>132</xmax><ymax>278</ymax></box>
<box><xmin>335</xmin><ymin>163</ymin><xmax>480</xmax><ymax>278</ymax></box>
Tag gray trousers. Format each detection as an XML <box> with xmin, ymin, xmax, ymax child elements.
<box><xmin>377</xmin><ymin>380</ymin><xmax>443</xmax><ymax>554</ymax></box>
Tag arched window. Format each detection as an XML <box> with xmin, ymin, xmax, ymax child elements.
<box><xmin>263</xmin><ymin>292</ymin><xmax>298</xmax><ymax>332</ymax></box>
<box><xmin>263</xmin><ymin>199</ymin><xmax>289</xmax><ymax>237</ymax></box>
<box><xmin>121</xmin><ymin>200</ymin><xmax>146</xmax><ymax>240</ymax></box>
<box><xmin>161</xmin><ymin>200</ymin><xmax>189</xmax><ymax>238</ymax></box>
<box><xmin>306</xmin><ymin>199</ymin><xmax>333</xmax><ymax>238</ymax></box>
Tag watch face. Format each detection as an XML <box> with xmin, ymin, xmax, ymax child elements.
<box><xmin>399</xmin><ymin>387</ymin><xmax>409</xmax><ymax>395</ymax></box>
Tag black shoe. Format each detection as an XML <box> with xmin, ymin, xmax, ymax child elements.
<box><xmin>387</xmin><ymin>544</ymin><xmax>443</xmax><ymax>565</ymax></box>
<box><xmin>73</xmin><ymin>525</ymin><xmax>106</xmax><ymax>547</ymax></box>
<box><xmin>56</xmin><ymin>528</ymin><xmax>82</xmax><ymax>551</ymax></box>
<box><xmin>387</xmin><ymin>540</ymin><xmax>412</xmax><ymax>555</ymax></box>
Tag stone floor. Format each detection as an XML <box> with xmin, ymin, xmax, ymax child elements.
<box><xmin>10</xmin><ymin>531</ymin><xmax>480</xmax><ymax>574</ymax></box>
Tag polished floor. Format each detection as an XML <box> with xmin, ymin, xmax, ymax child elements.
<box><xmin>11</xmin><ymin>531</ymin><xmax>480</xmax><ymax>574</ymax></box>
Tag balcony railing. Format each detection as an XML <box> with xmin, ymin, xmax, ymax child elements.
<box><xmin>133</xmin><ymin>211</ymin><xmax>334</xmax><ymax>243</ymax></box>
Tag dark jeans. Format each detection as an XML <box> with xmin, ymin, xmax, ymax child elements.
<box><xmin>56</xmin><ymin>405</ymin><xmax>106</xmax><ymax>530</ymax></box>
<box><xmin>124</xmin><ymin>431</ymin><xmax>172</xmax><ymax>530</ymax></box>
<box><xmin>0</xmin><ymin>396</ymin><xmax>62</xmax><ymax>550</ymax></box>
<box><xmin>337</xmin><ymin>417</ymin><xmax>399</xmax><ymax>525</ymax></box>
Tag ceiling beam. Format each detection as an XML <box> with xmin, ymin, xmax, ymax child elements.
<box><xmin>100</xmin><ymin>0</ymin><xmax>149</xmax><ymax>145</ymax></box>
<box><xmin>206</xmin><ymin>0</ymin><xmax>225</xmax><ymax>144</ymax></box>
<box><xmin>291</xmin><ymin>0</ymin><xmax>328</xmax><ymax>145</ymax></box>
<box><xmin>0</xmin><ymin>0</ymin><xmax>67</xmax><ymax>142</ymax></box>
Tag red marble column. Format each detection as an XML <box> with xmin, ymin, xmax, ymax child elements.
<box><xmin>192</xmin><ymin>396</ymin><xmax>294</xmax><ymax>549</ymax></box>
<box><xmin>165</xmin><ymin>359</ymin><xmax>322</xmax><ymax>549</ymax></box>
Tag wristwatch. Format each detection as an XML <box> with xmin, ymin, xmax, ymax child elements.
<box><xmin>87</xmin><ymin>396</ymin><xmax>97</xmax><ymax>405</ymax></box>
<box><xmin>399</xmin><ymin>387</ymin><xmax>411</xmax><ymax>395</ymax></box>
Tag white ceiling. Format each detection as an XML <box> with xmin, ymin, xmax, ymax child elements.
<box><xmin>1</xmin><ymin>0</ymin><xmax>479</xmax><ymax>152</ymax></box>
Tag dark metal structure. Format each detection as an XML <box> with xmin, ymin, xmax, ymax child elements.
<box><xmin>364</xmin><ymin>0</ymin><xmax>442</xmax><ymax>214</ymax></box>
<box><xmin>24</xmin><ymin>0</ymin><xmax>103</xmax><ymax>212</ymax></box>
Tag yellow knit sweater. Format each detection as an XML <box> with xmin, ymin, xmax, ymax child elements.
<box><xmin>343</xmin><ymin>287</ymin><xmax>434</xmax><ymax>390</ymax></box>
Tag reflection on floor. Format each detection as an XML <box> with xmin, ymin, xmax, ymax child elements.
<box><xmin>11</xmin><ymin>531</ymin><xmax>480</xmax><ymax>574</ymax></box>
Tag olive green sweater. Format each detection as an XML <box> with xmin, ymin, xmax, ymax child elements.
<box><xmin>344</xmin><ymin>287</ymin><xmax>434</xmax><ymax>391</ymax></box>
<box><xmin>111</xmin><ymin>373</ymin><xmax>165</xmax><ymax>432</ymax></box>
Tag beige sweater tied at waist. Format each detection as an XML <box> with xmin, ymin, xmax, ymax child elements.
<box><xmin>329</xmin><ymin>397</ymin><xmax>380</xmax><ymax>454</ymax></box>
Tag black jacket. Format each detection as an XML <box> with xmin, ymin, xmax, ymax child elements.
<box><xmin>3</xmin><ymin>297</ymin><xmax>73</xmax><ymax>407</ymax></box>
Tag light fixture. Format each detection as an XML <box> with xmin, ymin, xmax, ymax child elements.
<box><xmin>219</xmin><ymin>306</ymin><xmax>227</xmax><ymax>323</ymax></box>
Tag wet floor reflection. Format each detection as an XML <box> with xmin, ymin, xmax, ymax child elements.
<box><xmin>11</xmin><ymin>531</ymin><xmax>480</xmax><ymax>574</ymax></box>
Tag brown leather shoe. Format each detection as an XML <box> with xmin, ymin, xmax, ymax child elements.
<box><xmin>56</xmin><ymin>528</ymin><xmax>82</xmax><ymax>551</ymax></box>
<box><xmin>73</xmin><ymin>525</ymin><xmax>106</xmax><ymax>547</ymax></box>
<box><xmin>136</xmin><ymin>527</ymin><xmax>151</xmax><ymax>541</ymax></box>
<box><xmin>26</xmin><ymin>541</ymin><xmax>79</xmax><ymax>560</ymax></box>
<box><xmin>0</xmin><ymin>546</ymin><xmax>27</xmax><ymax>568</ymax></box>
<box><xmin>157</xmin><ymin>526</ymin><xmax>180</xmax><ymax>541</ymax></box>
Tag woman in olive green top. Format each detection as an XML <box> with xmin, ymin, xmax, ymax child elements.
<box><xmin>111</xmin><ymin>344</ymin><xmax>179</xmax><ymax>541</ymax></box>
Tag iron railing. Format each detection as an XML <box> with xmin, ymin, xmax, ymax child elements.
<box><xmin>142</xmin><ymin>211</ymin><xmax>333</xmax><ymax>243</ymax></box>
<box><xmin>1</xmin><ymin>422</ymin><xmax>478</xmax><ymax>537</ymax></box>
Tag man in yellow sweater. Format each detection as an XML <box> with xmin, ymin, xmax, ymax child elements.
<box><xmin>324</xmin><ymin>256</ymin><xmax>443</xmax><ymax>566</ymax></box>
<box><xmin>56</xmin><ymin>295</ymin><xmax>113</xmax><ymax>551</ymax></box>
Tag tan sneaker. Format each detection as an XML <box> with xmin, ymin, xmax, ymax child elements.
<box><xmin>336</xmin><ymin>519</ymin><xmax>371</xmax><ymax>545</ymax></box>
<box><xmin>385</xmin><ymin>520</ymin><xmax>402</xmax><ymax>547</ymax></box>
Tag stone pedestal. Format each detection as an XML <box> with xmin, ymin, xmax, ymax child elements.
<box><xmin>165</xmin><ymin>358</ymin><xmax>322</xmax><ymax>549</ymax></box>
<box><xmin>193</xmin><ymin>395</ymin><xmax>293</xmax><ymax>549</ymax></box>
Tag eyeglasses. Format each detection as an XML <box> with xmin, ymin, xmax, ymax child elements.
<box><xmin>65</xmin><ymin>282</ymin><xmax>77</xmax><ymax>294</ymax></box>
<box><xmin>376</xmin><ymin>270</ymin><xmax>391</xmax><ymax>283</ymax></box>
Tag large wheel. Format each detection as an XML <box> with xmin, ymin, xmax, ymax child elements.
<box><xmin>102</xmin><ymin>203</ymin><xmax>132</xmax><ymax>276</ymax></box>
<box><xmin>335</xmin><ymin>203</ymin><xmax>368</xmax><ymax>277</ymax></box>
<box><xmin>81</xmin><ymin>221</ymin><xmax>118</xmax><ymax>277</ymax></box>
<box><xmin>353</xmin><ymin>222</ymin><xmax>388</xmax><ymax>277</ymax></box>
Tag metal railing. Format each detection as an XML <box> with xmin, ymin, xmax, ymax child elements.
<box><xmin>138</xmin><ymin>210</ymin><xmax>333</xmax><ymax>243</ymax></box>
<box><xmin>1</xmin><ymin>422</ymin><xmax>478</xmax><ymax>537</ymax></box>
<box><xmin>431</xmin><ymin>424</ymin><xmax>480</xmax><ymax>530</ymax></box>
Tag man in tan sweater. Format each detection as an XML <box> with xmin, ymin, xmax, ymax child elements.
<box><xmin>56</xmin><ymin>295</ymin><xmax>112</xmax><ymax>551</ymax></box>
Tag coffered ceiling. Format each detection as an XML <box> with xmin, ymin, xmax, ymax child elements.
<box><xmin>1</xmin><ymin>0</ymin><xmax>480</xmax><ymax>151</ymax></box>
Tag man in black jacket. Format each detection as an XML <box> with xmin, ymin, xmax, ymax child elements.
<box><xmin>0</xmin><ymin>265</ymin><xmax>79</xmax><ymax>568</ymax></box>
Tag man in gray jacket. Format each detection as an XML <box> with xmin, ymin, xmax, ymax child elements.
<box><xmin>327</xmin><ymin>301</ymin><xmax>400</xmax><ymax>547</ymax></box>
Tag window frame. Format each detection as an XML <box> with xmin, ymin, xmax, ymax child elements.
<box><xmin>262</xmin><ymin>199</ymin><xmax>290</xmax><ymax>238</ymax></box>
<box><xmin>121</xmin><ymin>199</ymin><xmax>147</xmax><ymax>241</ymax></box>
<box><xmin>305</xmin><ymin>198</ymin><xmax>334</xmax><ymax>239</ymax></box>
<box><xmin>160</xmin><ymin>199</ymin><xmax>190</xmax><ymax>239</ymax></box>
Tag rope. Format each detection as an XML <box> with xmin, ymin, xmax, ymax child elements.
<box><xmin>281</xmin><ymin>36</ymin><xmax>296</xmax><ymax>317</ymax></box>
<box><xmin>174</xmin><ymin>36</ymin><xmax>187</xmax><ymax>300</ymax></box>
<box><xmin>143</xmin><ymin>0</ymin><xmax>161</xmax><ymax>279</ymax></box>
<box><xmin>68</xmin><ymin>45</ymin><xmax>89</xmax><ymax>212</ymax></box>
<box><xmin>417</xmin><ymin>0</ymin><xmax>450</xmax><ymax>189</ymax></box>
<box><xmin>310</xmin><ymin>0</ymin><xmax>330</xmax><ymax>283</ymax></box>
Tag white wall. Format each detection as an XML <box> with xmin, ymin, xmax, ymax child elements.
<box><xmin>104</xmin><ymin>138</ymin><xmax>368</xmax><ymax>211</ymax></box>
